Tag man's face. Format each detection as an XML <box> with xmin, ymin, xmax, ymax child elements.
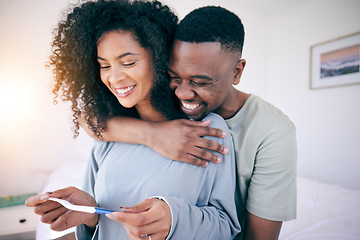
<box><xmin>168</xmin><ymin>40</ymin><xmax>241</xmax><ymax>120</ymax></box>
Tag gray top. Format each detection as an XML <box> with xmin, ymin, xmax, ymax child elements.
<box><xmin>76</xmin><ymin>113</ymin><xmax>240</xmax><ymax>240</ymax></box>
<box><xmin>226</xmin><ymin>95</ymin><xmax>297</xmax><ymax>240</ymax></box>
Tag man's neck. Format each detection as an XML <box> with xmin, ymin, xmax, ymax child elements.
<box><xmin>216</xmin><ymin>89</ymin><xmax>250</xmax><ymax>120</ymax></box>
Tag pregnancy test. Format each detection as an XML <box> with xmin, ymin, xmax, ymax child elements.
<box><xmin>49</xmin><ymin>197</ymin><xmax>117</xmax><ymax>214</ymax></box>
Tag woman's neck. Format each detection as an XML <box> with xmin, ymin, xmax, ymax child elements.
<box><xmin>135</xmin><ymin>100</ymin><xmax>168</xmax><ymax>122</ymax></box>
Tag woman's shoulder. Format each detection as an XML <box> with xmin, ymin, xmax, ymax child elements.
<box><xmin>203</xmin><ymin>113</ymin><xmax>229</xmax><ymax>130</ymax></box>
<box><xmin>92</xmin><ymin>140</ymin><xmax>118</xmax><ymax>157</ymax></box>
<box><xmin>202</xmin><ymin>113</ymin><xmax>232</xmax><ymax>145</ymax></box>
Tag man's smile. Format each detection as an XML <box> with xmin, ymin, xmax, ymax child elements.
<box><xmin>179</xmin><ymin>100</ymin><xmax>208</xmax><ymax>120</ymax></box>
<box><xmin>181</xmin><ymin>100</ymin><xmax>200</xmax><ymax>110</ymax></box>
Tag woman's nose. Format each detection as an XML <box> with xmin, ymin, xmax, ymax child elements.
<box><xmin>109</xmin><ymin>68</ymin><xmax>126</xmax><ymax>83</ymax></box>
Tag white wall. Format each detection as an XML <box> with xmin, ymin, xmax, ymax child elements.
<box><xmin>0</xmin><ymin>0</ymin><xmax>93</xmax><ymax>196</ymax></box>
<box><xmin>266</xmin><ymin>0</ymin><xmax>360</xmax><ymax>190</ymax></box>
<box><xmin>0</xmin><ymin>0</ymin><xmax>359</xmax><ymax>197</ymax></box>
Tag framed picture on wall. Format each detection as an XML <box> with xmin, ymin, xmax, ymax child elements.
<box><xmin>310</xmin><ymin>32</ymin><xmax>360</xmax><ymax>89</ymax></box>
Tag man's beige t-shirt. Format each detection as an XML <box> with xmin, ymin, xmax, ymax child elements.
<box><xmin>226</xmin><ymin>95</ymin><xmax>297</xmax><ymax>239</ymax></box>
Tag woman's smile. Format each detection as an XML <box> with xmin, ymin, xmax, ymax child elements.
<box><xmin>114</xmin><ymin>84</ymin><xmax>136</xmax><ymax>97</ymax></box>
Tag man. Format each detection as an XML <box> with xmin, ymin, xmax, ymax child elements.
<box><xmin>166</xmin><ymin>7</ymin><xmax>297</xmax><ymax>239</ymax></box>
<box><xmin>82</xmin><ymin>5</ymin><xmax>297</xmax><ymax>240</ymax></box>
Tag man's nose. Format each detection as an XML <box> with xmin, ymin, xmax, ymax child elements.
<box><xmin>174</xmin><ymin>81</ymin><xmax>195</xmax><ymax>100</ymax></box>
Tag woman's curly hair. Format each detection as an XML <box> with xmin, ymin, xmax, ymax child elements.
<box><xmin>48</xmin><ymin>0</ymin><xmax>184</xmax><ymax>138</ymax></box>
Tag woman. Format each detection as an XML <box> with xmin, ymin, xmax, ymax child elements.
<box><xmin>26</xmin><ymin>0</ymin><xmax>240</xmax><ymax>239</ymax></box>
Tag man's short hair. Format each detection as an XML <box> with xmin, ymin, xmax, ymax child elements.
<box><xmin>175</xmin><ymin>6</ymin><xmax>245</xmax><ymax>55</ymax></box>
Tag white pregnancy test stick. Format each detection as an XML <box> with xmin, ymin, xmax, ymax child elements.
<box><xmin>48</xmin><ymin>197</ymin><xmax>117</xmax><ymax>214</ymax></box>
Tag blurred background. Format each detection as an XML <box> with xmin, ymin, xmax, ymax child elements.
<box><xmin>0</xmin><ymin>0</ymin><xmax>359</xmax><ymax>201</ymax></box>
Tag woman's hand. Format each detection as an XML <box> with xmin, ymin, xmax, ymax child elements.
<box><xmin>147</xmin><ymin>119</ymin><xmax>229</xmax><ymax>167</ymax></box>
<box><xmin>106</xmin><ymin>198</ymin><xmax>171</xmax><ymax>240</ymax></box>
<box><xmin>25</xmin><ymin>186</ymin><xmax>98</xmax><ymax>231</ymax></box>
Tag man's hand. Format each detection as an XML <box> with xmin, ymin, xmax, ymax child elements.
<box><xmin>106</xmin><ymin>198</ymin><xmax>171</xmax><ymax>240</ymax></box>
<box><xmin>80</xmin><ymin>116</ymin><xmax>229</xmax><ymax>167</ymax></box>
<box><xmin>244</xmin><ymin>212</ymin><xmax>282</xmax><ymax>240</ymax></box>
<box><xmin>147</xmin><ymin>119</ymin><xmax>229</xmax><ymax>167</ymax></box>
<box><xmin>25</xmin><ymin>187</ymin><xmax>98</xmax><ymax>231</ymax></box>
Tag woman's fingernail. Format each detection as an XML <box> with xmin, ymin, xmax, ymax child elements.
<box><xmin>40</xmin><ymin>195</ymin><xmax>49</xmax><ymax>201</ymax></box>
<box><xmin>106</xmin><ymin>213</ymin><xmax>116</xmax><ymax>220</ymax></box>
<box><xmin>120</xmin><ymin>206</ymin><xmax>130</xmax><ymax>212</ymax></box>
<box><xmin>66</xmin><ymin>210</ymin><xmax>72</xmax><ymax>215</ymax></box>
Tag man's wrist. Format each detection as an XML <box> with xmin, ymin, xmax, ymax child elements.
<box><xmin>142</xmin><ymin>121</ymin><xmax>158</xmax><ymax>148</ymax></box>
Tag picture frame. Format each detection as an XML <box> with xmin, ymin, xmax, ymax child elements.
<box><xmin>310</xmin><ymin>32</ymin><xmax>360</xmax><ymax>89</ymax></box>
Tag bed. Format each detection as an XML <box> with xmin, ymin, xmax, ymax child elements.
<box><xmin>35</xmin><ymin>160</ymin><xmax>360</xmax><ymax>240</ymax></box>
<box><xmin>279</xmin><ymin>177</ymin><xmax>360</xmax><ymax>240</ymax></box>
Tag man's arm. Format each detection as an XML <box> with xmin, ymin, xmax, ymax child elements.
<box><xmin>243</xmin><ymin>125</ymin><xmax>297</xmax><ymax>240</ymax></box>
<box><xmin>80</xmin><ymin>116</ymin><xmax>229</xmax><ymax>167</ymax></box>
<box><xmin>244</xmin><ymin>212</ymin><xmax>282</xmax><ymax>240</ymax></box>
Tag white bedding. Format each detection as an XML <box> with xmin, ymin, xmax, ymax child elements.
<box><xmin>280</xmin><ymin>177</ymin><xmax>360</xmax><ymax>240</ymax></box>
<box><xmin>36</xmin><ymin>162</ymin><xmax>360</xmax><ymax>240</ymax></box>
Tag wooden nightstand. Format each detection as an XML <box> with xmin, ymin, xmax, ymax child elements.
<box><xmin>0</xmin><ymin>205</ymin><xmax>38</xmax><ymax>239</ymax></box>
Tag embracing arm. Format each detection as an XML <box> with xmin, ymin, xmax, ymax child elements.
<box><xmin>80</xmin><ymin>116</ymin><xmax>229</xmax><ymax>166</ymax></box>
<box><xmin>244</xmin><ymin>212</ymin><xmax>282</xmax><ymax>240</ymax></box>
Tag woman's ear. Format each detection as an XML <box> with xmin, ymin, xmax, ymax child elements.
<box><xmin>233</xmin><ymin>59</ymin><xmax>246</xmax><ymax>85</ymax></box>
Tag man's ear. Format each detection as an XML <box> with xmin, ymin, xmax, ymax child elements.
<box><xmin>233</xmin><ymin>59</ymin><xmax>246</xmax><ymax>85</ymax></box>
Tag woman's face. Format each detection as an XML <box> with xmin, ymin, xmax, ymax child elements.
<box><xmin>97</xmin><ymin>30</ymin><xmax>154</xmax><ymax>109</ymax></box>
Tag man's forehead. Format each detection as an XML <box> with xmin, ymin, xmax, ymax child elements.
<box><xmin>168</xmin><ymin>51</ymin><xmax>211</xmax><ymax>75</ymax></box>
<box><xmin>169</xmin><ymin>40</ymin><xmax>224</xmax><ymax>72</ymax></box>
<box><xmin>170</xmin><ymin>40</ymin><xmax>223</xmax><ymax>58</ymax></box>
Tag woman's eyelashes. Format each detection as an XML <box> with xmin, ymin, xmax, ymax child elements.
<box><xmin>123</xmin><ymin>61</ymin><xmax>136</xmax><ymax>67</ymax></box>
<box><xmin>100</xmin><ymin>65</ymin><xmax>110</xmax><ymax>70</ymax></box>
<box><xmin>99</xmin><ymin>61</ymin><xmax>136</xmax><ymax>70</ymax></box>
